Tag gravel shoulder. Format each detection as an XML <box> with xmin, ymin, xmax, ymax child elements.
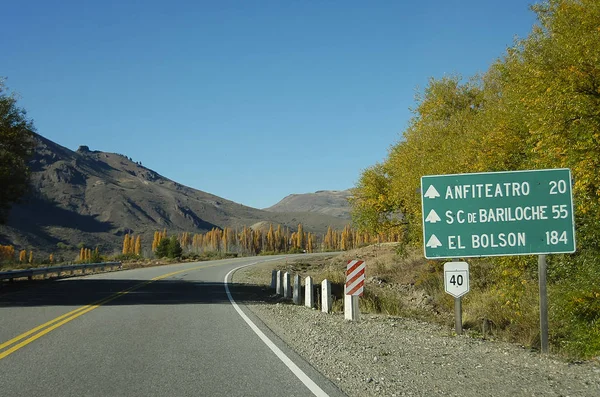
<box><xmin>233</xmin><ymin>261</ymin><xmax>600</xmax><ymax>397</ymax></box>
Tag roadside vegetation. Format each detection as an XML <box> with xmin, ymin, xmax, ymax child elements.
<box><xmin>349</xmin><ymin>0</ymin><xmax>600</xmax><ymax>359</ymax></box>
<box><xmin>0</xmin><ymin>223</ymin><xmax>394</xmax><ymax>272</ymax></box>
<box><xmin>0</xmin><ymin>79</ymin><xmax>35</xmax><ymax>224</ymax></box>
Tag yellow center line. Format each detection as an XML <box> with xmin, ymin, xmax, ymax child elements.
<box><xmin>0</xmin><ymin>261</ymin><xmax>228</xmax><ymax>360</ymax></box>
<box><xmin>0</xmin><ymin>304</ymin><xmax>95</xmax><ymax>351</ymax></box>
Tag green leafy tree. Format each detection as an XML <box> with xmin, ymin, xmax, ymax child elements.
<box><xmin>167</xmin><ymin>236</ymin><xmax>182</xmax><ymax>258</ymax></box>
<box><xmin>350</xmin><ymin>0</ymin><xmax>600</xmax><ymax>358</ymax></box>
<box><xmin>499</xmin><ymin>0</ymin><xmax>600</xmax><ymax>249</ymax></box>
<box><xmin>155</xmin><ymin>238</ymin><xmax>170</xmax><ymax>258</ymax></box>
<box><xmin>0</xmin><ymin>80</ymin><xmax>35</xmax><ymax>223</ymax></box>
<box><xmin>350</xmin><ymin>163</ymin><xmax>395</xmax><ymax>236</ymax></box>
<box><xmin>90</xmin><ymin>247</ymin><xmax>102</xmax><ymax>263</ymax></box>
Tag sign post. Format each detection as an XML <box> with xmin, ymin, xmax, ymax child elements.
<box><xmin>344</xmin><ymin>260</ymin><xmax>365</xmax><ymax>321</ymax></box>
<box><xmin>422</xmin><ymin>169</ymin><xmax>575</xmax><ymax>351</ymax></box>
<box><xmin>444</xmin><ymin>261</ymin><xmax>470</xmax><ymax>334</ymax></box>
<box><xmin>538</xmin><ymin>254</ymin><xmax>549</xmax><ymax>353</ymax></box>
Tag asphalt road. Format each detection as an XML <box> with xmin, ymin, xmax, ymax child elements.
<box><xmin>0</xmin><ymin>255</ymin><xmax>345</xmax><ymax>397</ymax></box>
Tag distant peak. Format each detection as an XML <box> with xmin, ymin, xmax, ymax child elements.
<box><xmin>77</xmin><ymin>145</ymin><xmax>91</xmax><ymax>154</ymax></box>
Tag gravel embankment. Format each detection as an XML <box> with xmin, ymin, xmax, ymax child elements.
<box><xmin>233</xmin><ymin>271</ymin><xmax>600</xmax><ymax>397</ymax></box>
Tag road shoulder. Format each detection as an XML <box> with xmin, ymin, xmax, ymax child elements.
<box><xmin>232</xmin><ymin>261</ymin><xmax>600</xmax><ymax>397</ymax></box>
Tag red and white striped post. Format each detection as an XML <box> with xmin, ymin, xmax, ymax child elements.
<box><xmin>345</xmin><ymin>260</ymin><xmax>365</xmax><ymax>320</ymax></box>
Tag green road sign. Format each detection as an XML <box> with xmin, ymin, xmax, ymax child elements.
<box><xmin>421</xmin><ymin>169</ymin><xmax>576</xmax><ymax>258</ymax></box>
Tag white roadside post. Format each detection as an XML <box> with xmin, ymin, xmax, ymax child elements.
<box><xmin>271</xmin><ymin>270</ymin><xmax>277</xmax><ymax>289</ymax></box>
<box><xmin>321</xmin><ymin>279</ymin><xmax>331</xmax><ymax>313</ymax></box>
<box><xmin>283</xmin><ymin>272</ymin><xmax>292</xmax><ymax>299</ymax></box>
<box><xmin>344</xmin><ymin>260</ymin><xmax>365</xmax><ymax>321</ymax></box>
<box><xmin>305</xmin><ymin>276</ymin><xmax>314</xmax><ymax>308</ymax></box>
<box><xmin>443</xmin><ymin>261</ymin><xmax>470</xmax><ymax>334</ymax></box>
<box><xmin>276</xmin><ymin>270</ymin><xmax>282</xmax><ymax>295</ymax></box>
<box><xmin>293</xmin><ymin>274</ymin><xmax>302</xmax><ymax>305</ymax></box>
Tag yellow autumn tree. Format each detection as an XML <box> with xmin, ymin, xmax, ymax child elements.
<box><xmin>134</xmin><ymin>236</ymin><xmax>141</xmax><ymax>256</ymax></box>
<box><xmin>266</xmin><ymin>224</ymin><xmax>275</xmax><ymax>252</ymax></box>
<box><xmin>0</xmin><ymin>245</ymin><xmax>15</xmax><ymax>262</ymax></box>
<box><xmin>306</xmin><ymin>233</ymin><xmax>314</xmax><ymax>253</ymax></box>
<box><xmin>222</xmin><ymin>228</ymin><xmax>230</xmax><ymax>253</ymax></box>
<box><xmin>296</xmin><ymin>224</ymin><xmax>304</xmax><ymax>250</ymax></box>
<box><xmin>152</xmin><ymin>231</ymin><xmax>162</xmax><ymax>252</ymax></box>
<box><xmin>122</xmin><ymin>234</ymin><xmax>130</xmax><ymax>255</ymax></box>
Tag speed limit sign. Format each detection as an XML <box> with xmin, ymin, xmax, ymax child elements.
<box><xmin>444</xmin><ymin>262</ymin><xmax>469</xmax><ymax>298</ymax></box>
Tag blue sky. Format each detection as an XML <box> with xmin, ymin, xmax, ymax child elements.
<box><xmin>2</xmin><ymin>0</ymin><xmax>537</xmax><ymax>209</ymax></box>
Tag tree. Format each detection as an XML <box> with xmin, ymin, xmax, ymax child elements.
<box><xmin>222</xmin><ymin>228</ymin><xmax>229</xmax><ymax>252</ymax></box>
<box><xmin>122</xmin><ymin>234</ymin><xmax>130</xmax><ymax>255</ymax></box>
<box><xmin>266</xmin><ymin>224</ymin><xmax>275</xmax><ymax>252</ymax></box>
<box><xmin>0</xmin><ymin>80</ymin><xmax>35</xmax><ymax>223</ymax></box>
<box><xmin>275</xmin><ymin>225</ymin><xmax>283</xmax><ymax>252</ymax></box>
<box><xmin>0</xmin><ymin>245</ymin><xmax>15</xmax><ymax>262</ymax></box>
<box><xmin>296</xmin><ymin>223</ymin><xmax>304</xmax><ymax>250</ymax></box>
<box><xmin>155</xmin><ymin>238</ymin><xmax>170</xmax><ymax>258</ymax></box>
<box><xmin>152</xmin><ymin>231</ymin><xmax>162</xmax><ymax>252</ymax></box>
<box><xmin>134</xmin><ymin>236</ymin><xmax>141</xmax><ymax>256</ymax></box>
<box><xmin>167</xmin><ymin>236</ymin><xmax>182</xmax><ymax>258</ymax></box>
<box><xmin>91</xmin><ymin>247</ymin><xmax>101</xmax><ymax>263</ymax></box>
<box><xmin>350</xmin><ymin>164</ymin><xmax>396</xmax><ymax>237</ymax></box>
<box><xmin>497</xmin><ymin>0</ymin><xmax>600</xmax><ymax>248</ymax></box>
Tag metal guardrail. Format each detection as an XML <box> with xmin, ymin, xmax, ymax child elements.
<box><xmin>0</xmin><ymin>261</ymin><xmax>122</xmax><ymax>282</ymax></box>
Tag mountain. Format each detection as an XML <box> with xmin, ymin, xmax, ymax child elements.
<box><xmin>264</xmin><ymin>190</ymin><xmax>352</xmax><ymax>219</ymax></box>
<box><xmin>0</xmin><ymin>134</ymin><xmax>349</xmax><ymax>256</ymax></box>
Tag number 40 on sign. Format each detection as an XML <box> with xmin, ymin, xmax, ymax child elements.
<box><xmin>444</xmin><ymin>262</ymin><xmax>470</xmax><ymax>298</ymax></box>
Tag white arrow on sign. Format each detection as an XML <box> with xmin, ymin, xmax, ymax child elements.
<box><xmin>425</xmin><ymin>209</ymin><xmax>441</xmax><ymax>223</ymax></box>
<box><xmin>426</xmin><ymin>234</ymin><xmax>442</xmax><ymax>248</ymax></box>
<box><xmin>424</xmin><ymin>185</ymin><xmax>440</xmax><ymax>199</ymax></box>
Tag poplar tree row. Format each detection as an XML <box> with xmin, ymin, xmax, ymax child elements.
<box><xmin>78</xmin><ymin>247</ymin><xmax>99</xmax><ymax>263</ymax></box>
<box><xmin>0</xmin><ymin>224</ymin><xmax>400</xmax><ymax>266</ymax></box>
<box><xmin>0</xmin><ymin>246</ymin><xmax>52</xmax><ymax>264</ymax></box>
<box><xmin>122</xmin><ymin>233</ymin><xmax>142</xmax><ymax>256</ymax></box>
<box><xmin>147</xmin><ymin>223</ymin><xmax>400</xmax><ymax>256</ymax></box>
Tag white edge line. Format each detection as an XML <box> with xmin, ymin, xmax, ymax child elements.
<box><xmin>224</xmin><ymin>260</ymin><xmax>330</xmax><ymax>397</ymax></box>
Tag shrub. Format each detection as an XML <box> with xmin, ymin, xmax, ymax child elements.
<box><xmin>154</xmin><ymin>238</ymin><xmax>170</xmax><ymax>258</ymax></box>
<box><xmin>167</xmin><ymin>236</ymin><xmax>182</xmax><ymax>258</ymax></box>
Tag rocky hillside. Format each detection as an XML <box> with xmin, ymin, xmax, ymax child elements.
<box><xmin>264</xmin><ymin>190</ymin><xmax>352</xmax><ymax>219</ymax></box>
<box><xmin>0</xmin><ymin>134</ymin><xmax>349</xmax><ymax>255</ymax></box>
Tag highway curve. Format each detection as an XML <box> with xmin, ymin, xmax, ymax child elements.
<box><xmin>0</xmin><ymin>255</ymin><xmax>345</xmax><ymax>397</ymax></box>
